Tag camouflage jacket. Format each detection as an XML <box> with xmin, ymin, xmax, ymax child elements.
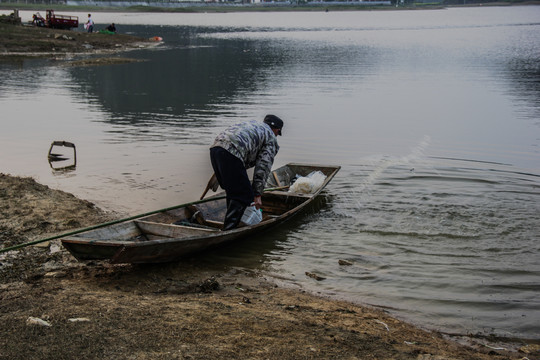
<box><xmin>211</xmin><ymin>120</ymin><xmax>279</xmax><ymax>196</ymax></box>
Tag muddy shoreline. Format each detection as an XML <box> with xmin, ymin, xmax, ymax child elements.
<box><xmin>1</xmin><ymin>173</ymin><xmax>538</xmax><ymax>359</ymax></box>
<box><xmin>0</xmin><ymin>17</ymin><xmax>158</xmax><ymax>62</ymax></box>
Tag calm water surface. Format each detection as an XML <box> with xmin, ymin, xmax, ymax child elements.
<box><xmin>1</xmin><ymin>6</ymin><xmax>539</xmax><ymax>340</ymax></box>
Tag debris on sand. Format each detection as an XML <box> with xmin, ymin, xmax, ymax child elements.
<box><xmin>27</xmin><ymin>317</ymin><xmax>51</xmax><ymax>327</ymax></box>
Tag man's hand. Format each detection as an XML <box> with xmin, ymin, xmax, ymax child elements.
<box><xmin>253</xmin><ymin>196</ymin><xmax>262</xmax><ymax>209</ymax></box>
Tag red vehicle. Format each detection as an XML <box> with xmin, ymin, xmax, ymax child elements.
<box><xmin>32</xmin><ymin>10</ymin><xmax>78</xmax><ymax>30</ymax></box>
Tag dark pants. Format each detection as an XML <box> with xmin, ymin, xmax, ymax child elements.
<box><xmin>210</xmin><ymin>147</ymin><xmax>253</xmax><ymax>207</ymax></box>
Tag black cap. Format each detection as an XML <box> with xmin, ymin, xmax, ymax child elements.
<box><xmin>263</xmin><ymin>114</ymin><xmax>283</xmax><ymax>136</ymax></box>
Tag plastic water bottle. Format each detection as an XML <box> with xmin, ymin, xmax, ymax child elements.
<box><xmin>241</xmin><ymin>203</ymin><xmax>262</xmax><ymax>226</ymax></box>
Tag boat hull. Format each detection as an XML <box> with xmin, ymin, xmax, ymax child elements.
<box><xmin>61</xmin><ymin>163</ymin><xmax>340</xmax><ymax>263</ymax></box>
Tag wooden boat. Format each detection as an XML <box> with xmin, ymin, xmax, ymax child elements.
<box><xmin>61</xmin><ymin>163</ymin><xmax>340</xmax><ymax>264</ymax></box>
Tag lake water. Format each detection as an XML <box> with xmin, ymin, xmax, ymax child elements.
<box><xmin>1</xmin><ymin>6</ymin><xmax>539</xmax><ymax>341</ymax></box>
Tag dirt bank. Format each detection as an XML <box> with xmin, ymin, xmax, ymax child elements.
<box><xmin>1</xmin><ymin>173</ymin><xmax>537</xmax><ymax>359</ymax></box>
<box><xmin>0</xmin><ymin>16</ymin><xmax>157</xmax><ymax>60</ymax></box>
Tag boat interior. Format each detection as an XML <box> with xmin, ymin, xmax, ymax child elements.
<box><xmin>67</xmin><ymin>164</ymin><xmax>339</xmax><ymax>244</ymax></box>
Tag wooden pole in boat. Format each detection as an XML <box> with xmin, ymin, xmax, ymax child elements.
<box><xmin>0</xmin><ymin>185</ymin><xmax>290</xmax><ymax>254</ymax></box>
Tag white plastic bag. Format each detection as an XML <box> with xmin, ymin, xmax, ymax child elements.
<box><xmin>289</xmin><ymin>171</ymin><xmax>327</xmax><ymax>194</ymax></box>
<box><xmin>241</xmin><ymin>204</ymin><xmax>262</xmax><ymax>226</ymax></box>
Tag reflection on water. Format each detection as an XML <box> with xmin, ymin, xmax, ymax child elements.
<box><xmin>66</xmin><ymin>26</ymin><xmax>287</xmax><ymax>144</ymax></box>
<box><xmin>1</xmin><ymin>6</ymin><xmax>539</xmax><ymax>340</ymax></box>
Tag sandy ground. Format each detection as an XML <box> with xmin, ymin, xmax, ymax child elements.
<box><xmin>1</xmin><ymin>173</ymin><xmax>538</xmax><ymax>360</ymax></box>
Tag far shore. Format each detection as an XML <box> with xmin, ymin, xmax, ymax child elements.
<box><xmin>1</xmin><ymin>0</ymin><xmax>539</xmax><ymax>14</ymax></box>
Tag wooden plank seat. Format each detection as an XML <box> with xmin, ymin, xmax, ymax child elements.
<box><xmin>135</xmin><ymin>220</ymin><xmax>218</xmax><ymax>240</ymax></box>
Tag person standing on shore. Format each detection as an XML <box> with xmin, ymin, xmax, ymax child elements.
<box><xmin>85</xmin><ymin>14</ymin><xmax>94</xmax><ymax>33</ymax></box>
<box><xmin>210</xmin><ymin>115</ymin><xmax>283</xmax><ymax>231</ymax></box>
